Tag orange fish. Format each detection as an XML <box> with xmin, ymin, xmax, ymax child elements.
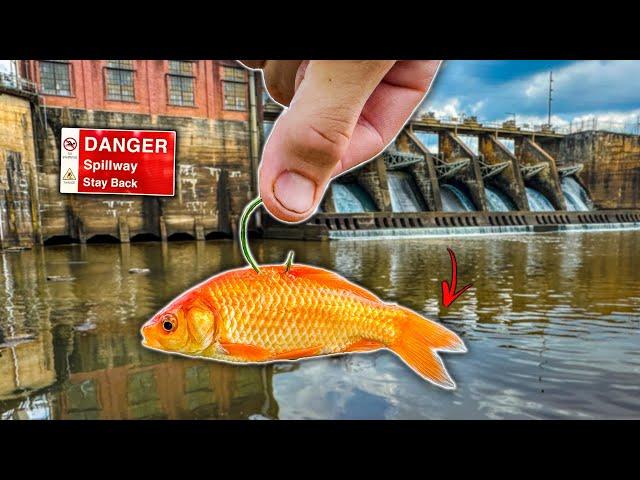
<box><xmin>141</xmin><ymin>264</ymin><xmax>466</xmax><ymax>389</ymax></box>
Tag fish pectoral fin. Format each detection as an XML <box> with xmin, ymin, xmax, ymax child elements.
<box><xmin>271</xmin><ymin>346</ymin><xmax>322</xmax><ymax>361</ymax></box>
<box><xmin>344</xmin><ymin>339</ymin><xmax>385</xmax><ymax>353</ymax></box>
<box><xmin>219</xmin><ymin>342</ymin><xmax>272</xmax><ymax>362</ymax></box>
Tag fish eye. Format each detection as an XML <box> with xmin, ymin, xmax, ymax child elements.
<box><xmin>160</xmin><ymin>313</ymin><xmax>177</xmax><ymax>332</ymax></box>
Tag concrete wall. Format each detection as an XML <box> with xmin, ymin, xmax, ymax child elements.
<box><xmin>0</xmin><ymin>90</ymin><xmax>40</xmax><ymax>247</ymax></box>
<box><xmin>35</xmin><ymin>107</ymin><xmax>253</xmax><ymax>243</ymax></box>
<box><xmin>557</xmin><ymin>131</ymin><xmax>640</xmax><ymax>209</ymax></box>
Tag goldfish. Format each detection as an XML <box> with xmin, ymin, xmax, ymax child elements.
<box><xmin>141</xmin><ymin>264</ymin><xmax>466</xmax><ymax>389</ymax></box>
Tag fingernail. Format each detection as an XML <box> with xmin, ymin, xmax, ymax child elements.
<box><xmin>274</xmin><ymin>171</ymin><xmax>315</xmax><ymax>213</ymax></box>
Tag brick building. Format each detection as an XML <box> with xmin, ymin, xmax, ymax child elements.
<box><xmin>19</xmin><ymin>60</ymin><xmax>252</xmax><ymax>122</ymax></box>
<box><xmin>0</xmin><ymin>60</ymin><xmax>263</xmax><ymax>246</ymax></box>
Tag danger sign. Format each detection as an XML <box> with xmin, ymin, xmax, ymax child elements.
<box><xmin>59</xmin><ymin>128</ymin><xmax>176</xmax><ymax>196</ymax></box>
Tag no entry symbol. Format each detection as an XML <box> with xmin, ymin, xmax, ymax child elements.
<box><xmin>63</xmin><ymin>137</ymin><xmax>78</xmax><ymax>151</ymax></box>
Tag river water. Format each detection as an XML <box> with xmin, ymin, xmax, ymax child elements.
<box><xmin>1</xmin><ymin>230</ymin><xmax>639</xmax><ymax>419</ymax></box>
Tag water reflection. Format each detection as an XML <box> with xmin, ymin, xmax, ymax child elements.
<box><xmin>1</xmin><ymin>231</ymin><xmax>639</xmax><ymax>419</ymax></box>
<box><xmin>0</xmin><ymin>243</ymin><xmax>279</xmax><ymax>419</ymax></box>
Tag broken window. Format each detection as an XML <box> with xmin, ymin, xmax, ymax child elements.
<box><xmin>105</xmin><ymin>60</ymin><xmax>135</xmax><ymax>102</ymax></box>
<box><xmin>221</xmin><ymin>66</ymin><xmax>247</xmax><ymax>111</ymax></box>
<box><xmin>40</xmin><ymin>61</ymin><xmax>71</xmax><ymax>96</ymax></box>
<box><xmin>167</xmin><ymin>61</ymin><xmax>195</xmax><ymax>106</ymax></box>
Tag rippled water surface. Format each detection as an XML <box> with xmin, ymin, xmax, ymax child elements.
<box><xmin>1</xmin><ymin>230</ymin><xmax>639</xmax><ymax>419</ymax></box>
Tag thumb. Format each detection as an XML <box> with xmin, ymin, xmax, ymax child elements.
<box><xmin>259</xmin><ymin>60</ymin><xmax>395</xmax><ymax>223</ymax></box>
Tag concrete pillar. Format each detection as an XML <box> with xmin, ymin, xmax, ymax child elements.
<box><xmin>440</xmin><ymin>131</ymin><xmax>488</xmax><ymax>211</ymax></box>
<box><xmin>403</xmin><ymin>130</ymin><xmax>442</xmax><ymax>211</ymax></box>
<box><xmin>118</xmin><ymin>216</ymin><xmax>130</xmax><ymax>243</ymax></box>
<box><xmin>216</xmin><ymin>169</ymin><xmax>231</xmax><ymax>235</ymax></box>
<box><xmin>374</xmin><ymin>156</ymin><xmax>392</xmax><ymax>211</ymax></box>
<box><xmin>78</xmin><ymin>222</ymin><xmax>87</xmax><ymax>244</ymax></box>
<box><xmin>356</xmin><ymin>157</ymin><xmax>392</xmax><ymax>212</ymax></box>
<box><xmin>159</xmin><ymin>216</ymin><xmax>168</xmax><ymax>242</ymax></box>
<box><xmin>194</xmin><ymin>220</ymin><xmax>205</xmax><ymax>241</ymax></box>
<box><xmin>516</xmin><ymin>138</ymin><xmax>567</xmax><ymax>210</ymax></box>
<box><xmin>478</xmin><ymin>134</ymin><xmax>529</xmax><ymax>210</ymax></box>
<box><xmin>320</xmin><ymin>186</ymin><xmax>336</xmax><ymax>213</ymax></box>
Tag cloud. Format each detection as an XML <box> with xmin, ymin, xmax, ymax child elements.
<box><xmin>420</xmin><ymin>60</ymin><xmax>640</xmax><ymax>126</ymax></box>
<box><xmin>521</xmin><ymin>61</ymin><xmax>640</xmax><ymax>111</ymax></box>
<box><xmin>0</xmin><ymin>60</ymin><xmax>11</xmax><ymax>74</ymax></box>
<box><xmin>421</xmin><ymin>97</ymin><xmax>462</xmax><ymax>118</ymax></box>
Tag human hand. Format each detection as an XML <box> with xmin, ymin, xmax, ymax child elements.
<box><xmin>240</xmin><ymin>60</ymin><xmax>442</xmax><ymax>223</ymax></box>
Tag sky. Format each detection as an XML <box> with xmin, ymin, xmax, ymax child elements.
<box><xmin>3</xmin><ymin>60</ymin><xmax>639</xmax><ymax>128</ymax></box>
<box><xmin>421</xmin><ymin>60</ymin><xmax>640</xmax><ymax>128</ymax></box>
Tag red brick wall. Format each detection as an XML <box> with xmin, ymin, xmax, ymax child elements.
<box><xmin>20</xmin><ymin>60</ymin><xmax>249</xmax><ymax>122</ymax></box>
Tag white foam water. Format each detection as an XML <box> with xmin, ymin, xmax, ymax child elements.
<box><xmin>328</xmin><ymin>222</ymin><xmax>640</xmax><ymax>240</ymax></box>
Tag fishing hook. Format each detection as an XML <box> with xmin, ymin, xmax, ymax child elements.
<box><xmin>239</xmin><ymin>197</ymin><xmax>296</xmax><ymax>274</ymax></box>
<box><xmin>239</xmin><ymin>197</ymin><xmax>263</xmax><ymax>273</ymax></box>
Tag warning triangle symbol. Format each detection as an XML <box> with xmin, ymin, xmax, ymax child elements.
<box><xmin>63</xmin><ymin>168</ymin><xmax>76</xmax><ymax>181</ymax></box>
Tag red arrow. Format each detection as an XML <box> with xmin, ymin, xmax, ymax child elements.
<box><xmin>441</xmin><ymin>247</ymin><xmax>472</xmax><ymax>307</ymax></box>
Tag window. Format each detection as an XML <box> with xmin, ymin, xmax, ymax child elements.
<box><xmin>105</xmin><ymin>60</ymin><xmax>135</xmax><ymax>102</ymax></box>
<box><xmin>167</xmin><ymin>61</ymin><xmax>195</xmax><ymax>106</ymax></box>
<box><xmin>221</xmin><ymin>66</ymin><xmax>247</xmax><ymax>111</ymax></box>
<box><xmin>39</xmin><ymin>61</ymin><xmax>71</xmax><ymax>96</ymax></box>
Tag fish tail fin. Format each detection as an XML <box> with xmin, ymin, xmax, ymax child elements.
<box><xmin>389</xmin><ymin>308</ymin><xmax>466</xmax><ymax>390</ymax></box>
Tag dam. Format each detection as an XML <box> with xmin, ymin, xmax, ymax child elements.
<box><xmin>1</xmin><ymin>63</ymin><xmax>640</xmax><ymax>248</ymax></box>
<box><xmin>262</xmin><ymin>110</ymin><xmax>640</xmax><ymax>240</ymax></box>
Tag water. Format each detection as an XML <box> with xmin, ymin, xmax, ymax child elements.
<box><xmin>526</xmin><ymin>187</ymin><xmax>555</xmax><ymax>211</ymax></box>
<box><xmin>328</xmin><ymin>222</ymin><xmax>640</xmax><ymax>240</ymax></box>
<box><xmin>1</xmin><ymin>232</ymin><xmax>640</xmax><ymax>419</ymax></box>
<box><xmin>440</xmin><ymin>184</ymin><xmax>476</xmax><ymax>212</ymax></box>
<box><xmin>332</xmin><ymin>183</ymin><xmax>377</xmax><ymax>213</ymax></box>
<box><xmin>458</xmin><ymin>134</ymin><xmax>479</xmax><ymax>155</ymax></box>
<box><xmin>562</xmin><ymin>176</ymin><xmax>592</xmax><ymax>211</ymax></box>
<box><xmin>485</xmin><ymin>185</ymin><xmax>516</xmax><ymax>211</ymax></box>
<box><xmin>414</xmin><ymin>131</ymin><xmax>439</xmax><ymax>154</ymax></box>
<box><xmin>497</xmin><ymin>138</ymin><xmax>515</xmax><ymax>155</ymax></box>
<box><xmin>387</xmin><ymin>171</ymin><xmax>427</xmax><ymax>212</ymax></box>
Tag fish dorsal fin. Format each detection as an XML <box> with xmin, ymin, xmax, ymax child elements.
<box><xmin>287</xmin><ymin>265</ymin><xmax>380</xmax><ymax>302</ymax></box>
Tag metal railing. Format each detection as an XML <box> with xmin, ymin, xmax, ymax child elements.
<box><xmin>557</xmin><ymin>164</ymin><xmax>584</xmax><ymax>177</ymax></box>
<box><xmin>477</xmin><ymin>154</ymin><xmax>510</xmax><ymax>179</ymax></box>
<box><xmin>0</xmin><ymin>72</ymin><xmax>38</xmax><ymax>95</ymax></box>
<box><xmin>555</xmin><ymin>118</ymin><xmax>640</xmax><ymax>136</ymax></box>
<box><xmin>382</xmin><ymin>149</ymin><xmax>423</xmax><ymax>169</ymax></box>
<box><xmin>415</xmin><ymin>112</ymin><xmax>640</xmax><ymax>136</ymax></box>
<box><xmin>432</xmin><ymin>154</ymin><xmax>470</xmax><ymax>179</ymax></box>
<box><xmin>520</xmin><ymin>163</ymin><xmax>548</xmax><ymax>179</ymax></box>
<box><xmin>415</xmin><ymin>112</ymin><xmax>558</xmax><ymax>134</ymax></box>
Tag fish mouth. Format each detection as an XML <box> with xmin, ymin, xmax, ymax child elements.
<box><xmin>140</xmin><ymin>322</ymin><xmax>162</xmax><ymax>349</ymax></box>
<box><xmin>141</xmin><ymin>336</ymin><xmax>162</xmax><ymax>350</ymax></box>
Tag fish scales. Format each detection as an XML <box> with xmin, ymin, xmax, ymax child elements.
<box><xmin>208</xmin><ymin>269</ymin><xmax>399</xmax><ymax>353</ymax></box>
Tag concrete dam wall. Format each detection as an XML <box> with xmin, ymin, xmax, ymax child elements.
<box><xmin>1</xmin><ymin>83</ymin><xmax>258</xmax><ymax>248</ymax></box>
<box><xmin>553</xmin><ymin>131</ymin><xmax>640</xmax><ymax>209</ymax></box>
<box><xmin>2</xmin><ymin>86</ymin><xmax>640</xmax><ymax>247</ymax></box>
<box><xmin>263</xmin><ymin>116</ymin><xmax>640</xmax><ymax>240</ymax></box>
